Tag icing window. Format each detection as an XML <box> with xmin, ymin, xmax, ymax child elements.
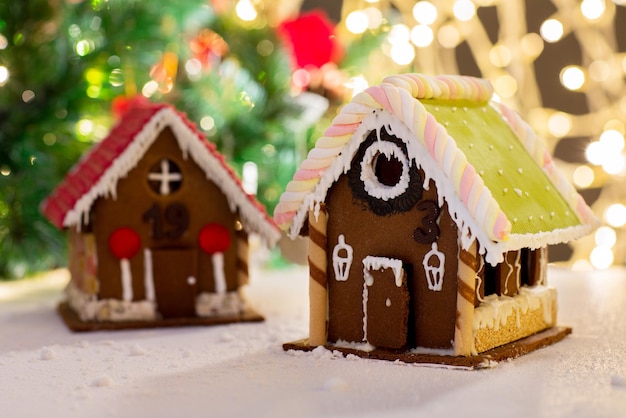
<box><xmin>348</xmin><ymin>127</ymin><xmax>423</xmax><ymax>216</ymax></box>
<box><xmin>360</xmin><ymin>141</ymin><xmax>410</xmax><ymax>200</ymax></box>
<box><xmin>148</xmin><ymin>158</ymin><xmax>183</xmax><ymax>195</ymax></box>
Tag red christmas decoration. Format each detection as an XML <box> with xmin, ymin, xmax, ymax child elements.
<box><xmin>189</xmin><ymin>29</ymin><xmax>229</xmax><ymax>70</ymax></box>
<box><xmin>278</xmin><ymin>10</ymin><xmax>342</xmax><ymax>70</ymax></box>
<box><xmin>111</xmin><ymin>95</ymin><xmax>150</xmax><ymax>119</ymax></box>
<box><xmin>198</xmin><ymin>223</ymin><xmax>231</xmax><ymax>254</ymax></box>
<box><xmin>109</xmin><ymin>227</ymin><xmax>142</xmax><ymax>259</ymax></box>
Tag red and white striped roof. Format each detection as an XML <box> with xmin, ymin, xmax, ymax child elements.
<box><xmin>41</xmin><ymin>102</ymin><xmax>280</xmax><ymax>246</ymax></box>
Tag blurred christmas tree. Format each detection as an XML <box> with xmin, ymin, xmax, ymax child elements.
<box><xmin>0</xmin><ymin>1</ymin><xmax>341</xmax><ymax>279</ymax></box>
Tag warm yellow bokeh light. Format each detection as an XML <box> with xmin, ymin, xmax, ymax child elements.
<box><xmin>235</xmin><ymin>0</ymin><xmax>257</xmax><ymax>22</ymax></box>
<box><xmin>588</xmin><ymin>60</ymin><xmax>611</xmax><ymax>82</ymax></box>
<box><xmin>581</xmin><ymin>0</ymin><xmax>606</xmax><ymax>21</ymax></box>
<box><xmin>547</xmin><ymin>112</ymin><xmax>572</xmax><ymax>137</ymax></box>
<box><xmin>390</xmin><ymin>43</ymin><xmax>415</xmax><ymax>65</ymax></box>
<box><xmin>388</xmin><ymin>24</ymin><xmax>410</xmax><ymax>45</ymax></box>
<box><xmin>453</xmin><ymin>0</ymin><xmax>476</xmax><ymax>22</ymax></box>
<box><xmin>585</xmin><ymin>141</ymin><xmax>603</xmax><ymax>165</ymax></box>
<box><xmin>602</xmin><ymin>154</ymin><xmax>625</xmax><ymax>175</ymax></box>
<box><xmin>346</xmin><ymin>10</ymin><xmax>369</xmax><ymax>34</ymax></box>
<box><xmin>573</xmin><ymin>165</ymin><xmax>595</xmax><ymax>188</ymax></box>
<box><xmin>0</xmin><ymin>66</ymin><xmax>8</xmax><ymax>86</ymax></box>
<box><xmin>520</xmin><ymin>33</ymin><xmax>544</xmax><ymax>59</ymax></box>
<box><xmin>590</xmin><ymin>246</ymin><xmax>614</xmax><ymax>269</ymax></box>
<box><xmin>410</xmin><ymin>25</ymin><xmax>434</xmax><ymax>48</ymax></box>
<box><xmin>599</xmin><ymin>129</ymin><xmax>625</xmax><ymax>153</ymax></box>
<box><xmin>540</xmin><ymin>18</ymin><xmax>564</xmax><ymax>43</ymax></box>
<box><xmin>595</xmin><ymin>226</ymin><xmax>616</xmax><ymax>248</ymax></box>
<box><xmin>412</xmin><ymin>1</ymin><xmax>438</xmax><ymax>25</ymax></box>
<box><xmin>437</xmin><ymin>25</ymin><xmax>461</xmax><ymax>48</ymax></box>
<box><xmin>560</xmin><ymin>66</ymin><xmax>586</xmax><ymax>91</ymax></box>
<box><xmin>493</xmin><ymin>74</ymin><xmax>518</xmax><ymax>98</ymax></box>
<box><xmin>489</xmin><ymin>44</ymin><xmax>512</xmax><ymax>68</ymax></box>
<box><xmin>364</xmin><ymin>7</ymin><xmax>383</xmax><ymax>29</ymax></box>
<box><xmin>606</xmin><ymin>203</ymin><xmax>626</xmax><ymax>227</ymax></box>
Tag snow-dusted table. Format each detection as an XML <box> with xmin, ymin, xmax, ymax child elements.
<box><xmin>1</xmin><ymin>266</ymin><xmax>625</xmax><ymax>418</ymax></box>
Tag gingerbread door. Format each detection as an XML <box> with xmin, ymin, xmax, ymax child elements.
<box><xmin>363</xmin><ymin>257</ymin><xmax>410</xmax><ymax>349</ymax></box>
<box><xmin>151</xmin><ymin>248</ymin><xmax>198</xmax><ymax>318</ymax></box>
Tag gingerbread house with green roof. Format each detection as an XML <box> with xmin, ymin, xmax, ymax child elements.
<box><xmin>275</xmin><ymin>73</ymin><xmax>597</xmax><ymax>367</ymax></box>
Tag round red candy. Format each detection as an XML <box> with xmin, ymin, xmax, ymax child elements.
<box><xmin>198</xmin><ymin>223</ymin><xmax>230</xmax><ymax>254</ymax></box>
<box><xmin>109</xmin><ymin>227</ymin><xmax>142</xmax><ymax>259</ymax></box>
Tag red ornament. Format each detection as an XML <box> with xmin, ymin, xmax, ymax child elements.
<box><xmin>198</xmin><ymin>223</ymin><xmax>231</xmax><ymax>254</ymax></box>
<box><xmin>109</xmin><ymin>227</ymin><xmax>142</xmax><ymax>259</ymax></box>
<box><xmin>189</xmin><ymin>29</ymin><xmax>229</xmax><ymax>70</ymax></box>
<box><xmin>111</xmin><ymin>95</ymin><xmax>150</xmax><ymax>119</ymax></box>
<box><xmin>278</xmin><ymin>11</ymin><xmax>343</xmax><ymax>70</ymax></box>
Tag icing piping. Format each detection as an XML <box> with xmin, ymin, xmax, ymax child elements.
<box><xmin>274</xmin><ymin>74</ymin><xmax>597</xmax><ymax>265</ymax></box>
<box><xmin>332</xmin><ymin>234</ymin><xmax>353</xmax><ymax>282</ymax></box>
<box><xmin>120</xmin><ymin>259</ymin><xmax>133</xmax><ymax>301</ymax></box>
<box><xmin>61</xmin><ymin>107</ymin><xmax>280</xmax><ymax>246</ymax></box>
<box><xmin>423</xmin><ymin>242</ymin><xmax>445</xmax><ymax>291</ymax></box>
<box><xmin>360</xmin><ymin>141</ymin><xmax>411</xmax><ymax>201</ymax></box>
<box><xmin>212</xmin><ymin>252</ymin><xmax>227</xmax><ymax>294</ymax></box>
<box><xmin>143</xmin><ymin>249</ymin><xmax>155</xmax><ymax>302</ymax></box>
<box><xmin>361</xmin><ymin>255</ymin><xmax>404</xmax><ymax>344</ymax></box>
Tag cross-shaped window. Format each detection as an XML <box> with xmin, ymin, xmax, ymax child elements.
<box><xmin>148</xmin><ymin>158</ymin><xmax>183</xmax><ymax>195</ymax></box>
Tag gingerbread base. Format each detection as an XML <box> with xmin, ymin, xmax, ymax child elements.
<box><xmin>283</xmin><ymin>326</ymin><xmax>572</xmax><ymax>369</ymax></box>
<box><xmin>58</xmin><ymin>302</ymin><xmax>263</xmax><ymax>332</ymax></box>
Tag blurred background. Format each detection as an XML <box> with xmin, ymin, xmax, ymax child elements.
<box><xmin>1</xmin><ymin>0</ymin><xmax>625</xmax><ymax>279</ymax></box>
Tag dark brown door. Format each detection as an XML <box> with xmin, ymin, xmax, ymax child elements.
<box><xmin>151</xmin><ymin>248</ymin><xmax>198</xmax><ymax>318</ymax></box>
<box><xmin>364</xmin><ymin>257</ymin><xmax>410</xmax><ymax>349</ymax></box>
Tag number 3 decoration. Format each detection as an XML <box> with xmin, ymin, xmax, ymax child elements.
<box><xmin>413</xmin><ymin>199</ymin><xmax>445</xmax><ymax>292</ymax></box>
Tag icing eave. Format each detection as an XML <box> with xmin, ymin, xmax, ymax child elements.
<box><xmin>46</xmin><ymin>105</ymin><xmax>280</xmax><ymax>246</ymax></box>
<box><xmin>274</xmin><ymin>73</ymin><xmax>596</xmax><ymax>259</ymax></box>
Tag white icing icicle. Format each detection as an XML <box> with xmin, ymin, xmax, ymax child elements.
<box><xmin>63</xmin><ymin>108</ymin><xmax>280</xmax><ymax>247</ymax></box>
<box><xmin>212</xmin><ymin>252</ymin><xmax>227</xmax><ymax>294</ymax></box>
<box><xmin>143</xmin><ymin>249</ymin><xmax>155</xmax><ymax>302</ymax></box>
<box><xmin>362</xmin><ymin>256</ymin><xmax>404</xmax><ymax>287</ymax></box>
<box><xmin>120</xmin><ymin>258</ymin><xmax>133</xmax><ymax>301</ymax></box>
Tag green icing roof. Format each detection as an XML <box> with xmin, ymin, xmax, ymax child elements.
<box><xmin>421</xmin><ymin>99</ymin><xmax>581</xmax><ymax>235</ymax></box>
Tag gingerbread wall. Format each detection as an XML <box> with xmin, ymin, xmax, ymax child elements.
<box><xmin>85</xmin><ymin>127</ymin><xmax>240</xmax><ymax>318</ymax></box>
<box><xmin>324</xmin><ymin>129</ymin><xmax>459</xmax><ymax>350</ymax></box>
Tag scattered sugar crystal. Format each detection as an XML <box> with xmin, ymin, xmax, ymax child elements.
<box><xmin>129</xmin><ymin>344</ymin><xmax>147</xmax><ymax>356</ymax></box>
<box><xmin>91</xmin><ymin>376</ymin><xmax>114</xmax><ymax>387</ymax></box>
<box><xmin>322</xmin><ymin>377</ymin><xmax>349</xmax><ymax>392</ymax></box>
<box><xmin>39</xmin><ymin>347</ymin><xmax>56</xmax><ymax>361</ymax></box>
<box><xmin>611</xmin><ymin>375</ymin><xmax>626</xmax><ymax>387</ymax></box>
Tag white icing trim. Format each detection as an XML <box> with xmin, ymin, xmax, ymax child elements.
<box><xmin>195</xmin><ymin>291</ymin><xmax>243</xmax><ymax>317</ymax></box>
<box><xmin>287</xmin><ymin>110</ymin><xmax>594</xmax><ymax>266</ymax></box>
<box><xmin>120</xmin><ymin>259</ymin><xmax>133</xmax><ymax>302</ymax></box>
<box><xmin>362</xmin><ymin>256</ymin><xmax>404</xmax><ymax>344</ymax></box>
<box><xmin>62</xmin><ymin>108</ymin><xmax>279</xmax><ymax>246</ymax></box>
<box><xmin>212</xmin><ymin>252</ymin><xmax>227</xmax><ymax>294</ymax></box>
<box><xmin>66</xmin><ymin>281</ymin><xmax>156</xmax><ymax>322</ymax></box>
<box><xmin>360</xmin><ymin>141</ymin><xmax>410</xmax><ymax>200</ymax></box>
<box><xmin>473</xmin><ymin>285</ymin><xmax>556</xmax><ymax>334</ymax></box>
<box><xmin>332</xmin><ymin>234</ymin><xmax>353</xmax><ymax>282</ymax></box>
<box><xmin>362</xmin><ymin>256</ymin><xmax>404</xmax><ymax>287</ymax></box>
<box><xmin>143</xmin><ymin>249</ymin><xmax>155</xmax><ymax>302</ymax></box>
<box><xmin>423</xmin><ymin>242</ymin><xmax>445</xmax><ymax>291</ymax></box>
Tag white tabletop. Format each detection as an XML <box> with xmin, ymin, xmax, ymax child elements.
<box><xmin>1</xmin><ymin>266</ymin><xmax>625</xmax><ymax>418</ymax></box>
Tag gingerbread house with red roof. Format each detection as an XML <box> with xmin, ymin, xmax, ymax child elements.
<box><xmin>42</xmin><ymin>102</ymin><xmax>280</xmax><ymax>331</ymax></box>
<box><xmin>275</xmin><ymin>74</ymin><xmax>597</xmax><ymax>367</ymax></box>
